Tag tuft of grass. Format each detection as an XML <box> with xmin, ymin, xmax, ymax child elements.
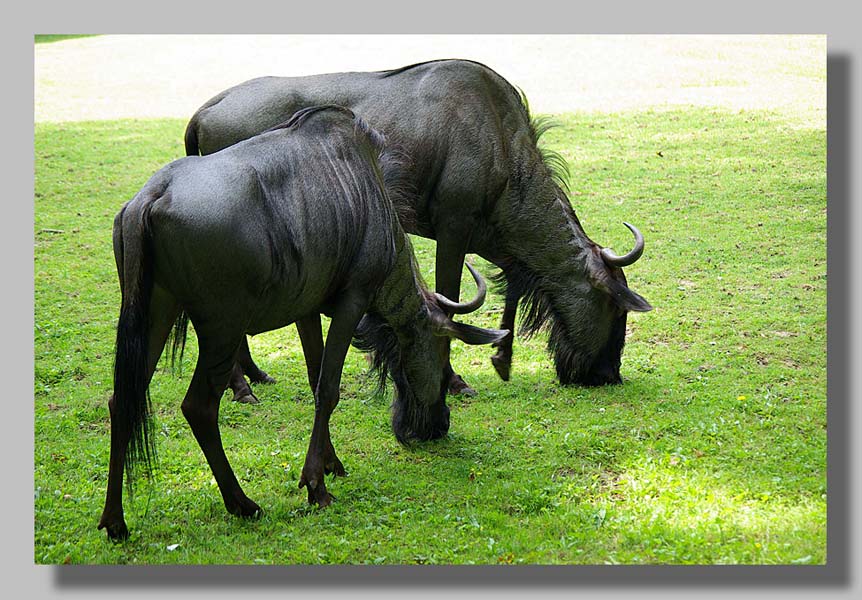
<box><xmin>34</xmin><ymin>106</ymin><xmax>825</xmax><ymax>564</ymax></box>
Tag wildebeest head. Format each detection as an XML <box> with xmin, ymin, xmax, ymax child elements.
<box><xmin>577</xmin><ymin>223</ymin><xmax>652</xmax><ymax>385</ymax></box>
<box><xmin>511</xmin><ymin>221</ymin><xmax>652</xmax><ymax>387</ymax></box>
<box><xmin>354</xmin><ymin>262</ymin><xmax>507</xmax><ymax>443</ymax></box>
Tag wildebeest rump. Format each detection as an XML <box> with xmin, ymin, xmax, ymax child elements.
<box><xmin>98</xmin><ymin>105</ymin><xmax>507</xmax><ymax>540</ymax></box>
<box><xmin>185</xmin><ymin>59</ymin><xmax>652</xmax><ymax>392</ymax></box>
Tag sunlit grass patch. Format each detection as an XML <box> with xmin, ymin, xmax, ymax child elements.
<box><xmin>588</xmin><ymin>463</ymin><xmax>826</xmax><ymax>564</ymax></box>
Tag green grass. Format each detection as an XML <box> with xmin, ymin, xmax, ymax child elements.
<box><xmin>34</xmin><ymin>107</ymin><xmax>826</xmax><ymax>565</ymax></box>
<box><xmin>35</xmin><ymin>35</ymin><xmax>99</xmax><ymax>44</ymax></box>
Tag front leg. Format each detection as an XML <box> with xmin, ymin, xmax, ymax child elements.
<box><xmin>491</xmin><ymin>284</ymin><xmax>519</xmax><ymax>381</ymax></box>
<box><xmin>298</xmin><ymin>433</ymin><xmax>346</xmax><ymax>508</ymax></box>
<box><xmin>298</xmin><ymin>296</ymin><xmax>367</xmax><ymax>507</ymax></box>
<box><xmin>434</xmin><ymin>227</ymin><xmax>475</xmax><ymax>397</ymax></box>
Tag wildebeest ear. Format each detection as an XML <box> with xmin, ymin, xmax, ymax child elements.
<box><xmin>599</xmin><ymin>277</ymin><xmax>653</xmax><ymax>312</ymax></box>
<box><xmin>447</xmin><ymin>322</ymin><xmax>510</xmax><ymax>345</ymax></box>
<box><xmin>429</xmin><ymin>310</ymin><xmax>509</xmax><ymax>345</ymax></box>
<box><xmin>610</xmin><ymin>285</ymin><xmax>653</xmax><ymax>312</ymax></box>
<box><xmin>588</xmin><ymin>255</ymin><xmax>653</xmax><ymax>313</ymax></box>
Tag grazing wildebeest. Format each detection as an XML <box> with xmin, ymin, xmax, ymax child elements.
<box><xmin>97</xmin><ymin>105</ymin><xmax>507</xmax><ymax>540</ymax></box>
<box><xmin>185</xmin><ymin>59</ymin><xmax>652</xmax><ymax>396</ymax></box>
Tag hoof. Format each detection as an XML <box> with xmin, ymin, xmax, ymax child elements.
<box><xmin>325</xmin><ymin>458</ymin><xmax>346</xmax><ymax>478</ymax></box>
<box><xmin>299</xmin><ymin>476</ymin><xmax>334</xmax><ymax>508</ymax></box>
<box><xmin>491</xmin><ymin>353</ymin><xmax>511</xmax><ymax>381</ymax></box>
<box><xmin>227</xmin><ymin>496</ymin><xmax>262</xmax><ymax>518</ymax></box>
<box><xmin>233</xmin><ymin>392</ymin><xmax>260</xmax><ymax>404</ymax></box>
<box><xmin>447</xmin><ymin>374</ymin><xmax>477</xmax><ymax>397</ymax></box>
<box><xmin>98</xmin><ymin>518</ymin><xmax>129</xmax><ymax>542</ymax></box>
<box><xmin>249</xmin><ymin>372</ymin><xmax>276</xmax><ymax>385</ymax></box>
<box><xmin>241</xmin><ymin>506</ymin><xmax>263</xmax><ymax>520</ymax></box>
<box><xmin>310</xmin><ymin>490</ymin><xmax>334</xmax><ymax>508</ymax></box>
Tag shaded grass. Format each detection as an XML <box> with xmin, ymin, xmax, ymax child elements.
<box><xmin>33</xmin><ymin>108</ymin><xmax>825</xmax><ymax>565</ymax></box>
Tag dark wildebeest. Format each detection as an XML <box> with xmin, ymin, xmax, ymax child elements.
<box><xmin>98</xmin><ymin>105</ymin><xmax>507</xmax><ymax>540</ymax></box>
<box><xmin>185</xmin><ymin>59</ymin><xmax>652</xmax><ymax>397</ymax></box>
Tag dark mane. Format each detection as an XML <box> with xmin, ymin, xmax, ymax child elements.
<box><xmin>492</xmin><ymin>256</ymin><xmax>627</xmax><ymax>385</ymax></box>
<box><xmin>352</xmin><ymin>308</ymin><xmax>438</xmax><ymax>444</ymax></box>
<box><xmin>449</xmin><ymin>63</ymin><xmax>571</xmax><ymax>194</ymax></box>
<box><xmin>516</xmin><ymin>89</ymin><xmax>571</xmax><ymax>194</ymax></box>
<box><xmin>266</xmin><ymin>104</ymin><xmax>418</xmax><ymax>232</ymax></box>
<box><xmin>378</xmin><ymin>58</ymin><xmax>496</xmax><ymax>79</ymax></box>
<box><xmin>262</xmin><ymin>104</ymin><xmax>387</xmax><ymax>153</ymax></box>
<box><xmin>491</xmin><ymin>258</ymin><xmax>553</xmax><ymax>341</ymax></box>
<box><xmin>352</xmin><ymin>312</ymin><xmax>400</xmax><ymax>394</ymax></box>
<box><xmin>262</xmin><ymin>104</ymin><xmax>356</xmax><ymax>134</ymax></box>
<box><xmin>375</xmin><ymin>142</ymin><xmax>418</xmax><ymax>234</ymax></box>
<box><xmin>490</xmin><ymin>258</ymin><xmax>587</xmax><ymax>387</ymax></box>
<box><xmin>486</xmin><ymin>87</ymin><xmax>590</xmax><ymax>375</ymax></box>
<box><xmin>382</xmin><ymin>60</ymin><xmax>570</xmax><ymax>220</ymax></box>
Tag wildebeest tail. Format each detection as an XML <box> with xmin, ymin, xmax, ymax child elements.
<box><xmin>183</xmin><ymin>118</ymin><xmax>200</xmax><ymax>156</ymax></box>
<box><xmin>111</xmin><ymin>198</ymin><xmax>158</xmax><ymax>487</ymax></box>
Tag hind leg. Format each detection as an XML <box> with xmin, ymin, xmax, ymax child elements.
<box><xmin>99</xmin><ymin>285</ymin><xmax>179</xmax><ymax>541</ymax></box>
<box><xmin>181</xmin><ymin>331</ymin><xmax>261</xmax><ymax>518</ymax></box>
<box><xmin>228</xmin><ymin>362</ymin><xmax>259</xmax><ymax>404</ymax></box>
<box><xmin>237</xmin><ymin>336</ymin><xmax>276</xmax><ymax>384</ymax></box>
<box><xmin>225</xmin><ymin>337</ymin><xmax>272</xmax><ymax>404</ymax></box>
<box><xmin>296</xmin><ymin>314</ymin><xmax>323</xmax><ymax>394</ymax></box>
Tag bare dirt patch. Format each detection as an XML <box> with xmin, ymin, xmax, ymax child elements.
<box><xmin>35</xmin><ymin>34</ymin><xmax>825</xmax><ymax>126</ymax></box>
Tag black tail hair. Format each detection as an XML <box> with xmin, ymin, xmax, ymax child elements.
<box><xmin>111</xmin><ymin>201</ymin><xmax>158</xmax><ymax>489</ymax></box>
<box><xmin>183</xmin><ymin>119</ymin><xmax>200</xmax><ymax>156</ymax></box>
<box><xmin>168</xmin><ymin>312</ymin><xmax>190</xmax><ymax>374</ymax></box>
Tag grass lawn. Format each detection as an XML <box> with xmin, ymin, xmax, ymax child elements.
<box><xmin>34</xmin><ymin>34</ymin><xmax>99</xmax><ymax>44</ymax></box>
<box><xmin>33</xmin><ymin>105</ymin><xmax>826</xmax><ymax>564</ymax></box>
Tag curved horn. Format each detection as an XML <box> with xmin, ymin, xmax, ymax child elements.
<box><xmin>434</xmin><ymin>262</ymin><xmax>487</xmax><ymax>315</ymax></box>
<box><xmin>601</xmin><ymin>222</ymin><xmax>645</xmax><ymax>267</ymax></box>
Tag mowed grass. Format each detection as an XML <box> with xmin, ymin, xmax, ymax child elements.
<box><xmin>34</xmin><ymin>34</ymin><xmax>99</xmax><ymax>44</ymax></box>
<box><xmin>33</xmin><ymin>107</ymin><xmax>826</xmax><ymax>565</ymax></box>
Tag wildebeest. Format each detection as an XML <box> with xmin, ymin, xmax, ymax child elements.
<box><xmin>185</xmin><ymin>59</ymin><xmax>652</xmax><ymax>396</ymax></box>
<box><xmin>97</xmin><ymin>105</ymin><xmax>507</xmax><ymax>540</ymax></box>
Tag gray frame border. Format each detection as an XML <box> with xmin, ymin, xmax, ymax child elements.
<box><xmin>13</xmin><ymin>1</ymin><xmax>860</xmax><ymax>598</ymax></box>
